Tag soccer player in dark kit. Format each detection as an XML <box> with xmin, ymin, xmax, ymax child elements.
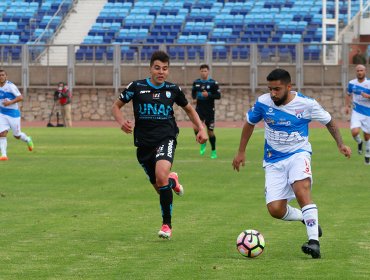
<box><xmin>192</xmin><ymin>64</ymin><xmax>221</xmax><ymax>159</ymax></box>
<box><xmin>112</xmin><ymin>51</ymin><xmax>207</xmax><ymax>239</ymax></box>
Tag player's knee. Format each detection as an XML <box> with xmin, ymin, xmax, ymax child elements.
<box><xmin>267</xmin><ymin>204</ymin><xmax>285</xmax><ymax>219</ymax></box>
<box><xmin>0</xmin><ymin>131</ymin><xmax>8</xmax><ymax>137</ymax></box>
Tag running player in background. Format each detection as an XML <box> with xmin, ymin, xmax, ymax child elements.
<box><xmin>232</xmin><ymin>69</ymin><xmax>351</xmax><ymax>258</ymax></box>
<box><xmin>0</xmin><ymin>69</ymin><xmax>34</xmax><ymax>161</ymax></box>
<box><xmin>346</xmin><ymin>64</ymin><xmax>370</xmax><ymax>165</ymax></box>
<box><xmin>112</xmin><ymin>51</ymin><xmax>207</xmax><ymax>239</ymax></box>
<box><xmin>191</xmin><ymin>64</ymin><xmax>221</xmax><ymax>159</ymax></box>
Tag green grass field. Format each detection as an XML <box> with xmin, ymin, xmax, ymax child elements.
<box><xmin>1</xmin><ymin>126</ymin><xmax>369</xmax><ymax>279</ymax></box>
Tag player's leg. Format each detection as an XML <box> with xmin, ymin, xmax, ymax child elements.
<box><xmin>289</xmin><ymin>153</ymin><xmax>320</xmax><ymax>258</ymax></box>
<box><xmin>206</xmin><ymin>118</ymin><xmax>217</xmax><ymax>159</ymax></box>
<box><xmin>194</xmin><ymin>109</ymin><xmax>207</xmax><ymax>155</ymax></box>
<box><xmin>0</xmin><ymin>116</ymin><xmax>10</xmax><ymax>160</ymax></box>
<box><xmin>361</xmin><ymin>117</ymin><xmax>370</xmax><ymax>165</ymax></box>
<box><xmin>11</xmin><ymin>117</ymin><xmax>33</xmax><ymax>151</ymax></box>
<box><xmin>0</xmin><ymin>130</ymin><xmax>9</xmax><ymax>160</ymax></box>
<box><xmin>156</xmin><ymin>159</ymin><xmax>174</xmax><ymax>239</ymax></box>
<box><xmin>265</xmin><ymin>161</ymin><xmax>299</xmax><ymax>220</ymax></box>
<box><xmin>155</xmin><ymin>138</ymin><xmax>179</xmax><ymax>239</ymax></box>
<box><xmin>350</xmin><ymin>112</ymin><xmax>363</xmax><ymax>154</ymax></box>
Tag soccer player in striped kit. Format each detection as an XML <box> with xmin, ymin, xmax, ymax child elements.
<box><xmin>232</xmin><ymin>69</ymin><xmax>351</xmax><ymax>258</ymax></box>
<box><xmin>346</xmin><ymin>64</ymin><xmax>370</xmax><ymax>165</ymax></box>
<box><xmin>0</xmin><ymin>69</ymin><xmax>34</xmax><ymax>161</ymax></box>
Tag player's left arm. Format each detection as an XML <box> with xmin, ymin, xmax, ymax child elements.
<box><xmin>182</xmin><ymin>103</ymin><xmax>207</xmax><ymax>144</ymax></box>
<box><xmin>325</xmin><ymin>119</ymin><xmax>352</xmax><ymax>158</ymax></box>
<box><xmin>2</xmin><ymin>95</ymin><xmax>23</xmax><ymax>106</ymax></box>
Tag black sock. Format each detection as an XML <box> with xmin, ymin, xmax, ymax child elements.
<box><xmin>209</xmin><ymin>135</ymin><xmax>216</xmax><ymax>150</ymax></box>
<box><xmin>159</xmin><ymin>184</ymin><xmax>173</xmax><ymax>227</ymax></box>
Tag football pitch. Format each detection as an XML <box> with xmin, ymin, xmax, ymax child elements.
<box><xmin>1</xmin><ymin>126</ymin><xmax>369</xmax><ymax>279</ymax></box>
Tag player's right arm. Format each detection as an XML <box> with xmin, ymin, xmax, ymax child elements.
<box><xmin>232</xmin><ymin>122</ymin><xmax>255</xmax><ymax>172</ymax></box>
<box><xmin>112</xmin><ymin>98</ymin><xmax>133</xmax><ymax>134</ymax></box>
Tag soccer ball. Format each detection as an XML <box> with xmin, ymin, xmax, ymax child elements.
<box><xmin>236</xmin><ymin>229</ymin><xmax>265</xmax><ymax>258</ymax></box>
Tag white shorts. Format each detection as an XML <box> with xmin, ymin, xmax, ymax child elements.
<box><xmin>0</xmin><ymin>113</ymin><xmax>22</xmax><ymax>136</ymax></box>
<box><xmin>264</xmin><ymin>152</ymin><xmax>313</xmax><ymax>204</ymax></box>
<box><xmin>350</xmin><ymin>110</ymin><xmax>370</xmax><ymax>134</ymax></box>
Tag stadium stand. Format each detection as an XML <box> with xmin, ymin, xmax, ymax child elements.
<box><xmin>0</xmin><ymin>0</ymin><xmax>363</xmax><ymax>63</ymax></box>
<box><xmin>0</xmin><ymin>0</ymin><xmax>73</xmax><ymax>62</ymax></box>
<box><xmin>74</xmin><ymin>0</ymin><xmax>362</xmax><ymax>62</ymax></box>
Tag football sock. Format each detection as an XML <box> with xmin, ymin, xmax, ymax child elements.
<box><xmin>209</xmin><ymin>136</ymin><xmax>216</xmax><ymax>150</ymax></box>
<box><xmin>0</xmin><ymin>137</ymin><xmax>7</xmax><ymax>156</ymax></box>
<box><xmin>365</xmin><ymin>140</ymin><xmax>370</xmax><ymax>157</ymax></box>
<box><xmin>353</xmin><ymin>135</ymin><xmax>362</xmax><ymax>144</ymax></box>
<box><xmin>302</xmin><ymin>204</ymin><xmax>319</xmax><ymax>241</ymax></box>
<box><xmin>159</xmin><ymin>183</ymin><xmax>173</xmax><ymax>227</ymax></box>
<box><xmin>18</xmin><ymin>132</ymin><xmax>30</xmax><ymax>143</ymax></box>
<box><xmin>282</xmin><ymin>205</ymin><xmax>303</xmax><ymax>221</ymax></box>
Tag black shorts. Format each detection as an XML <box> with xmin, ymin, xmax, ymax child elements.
<box><xmin>196</xmin><ymin>108</ymin><xmax>215</xmax><ymax>131</ymax></box>
<box><xmin>136</xmin><ymin>138</ymin><xmax>177</xmax><ymax>184</ymax></box>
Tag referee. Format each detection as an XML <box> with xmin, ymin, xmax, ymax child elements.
<box><xmin>192</xmin><ymin>64</ymin><xmax>221</xmax><ymax>159</ymax></box>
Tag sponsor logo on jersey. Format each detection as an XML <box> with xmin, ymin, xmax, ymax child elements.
<box><xmin>138</xmin><ymin>103</ymin><xmax>173</xmax><ymax>118</ymax></box>
<box><xmin>140</xmin><ymin>90</ymin><xmax>151</xmax><ymax>94</ymax></box>
<box><xmin>153</xmin><ymin>92</ymin><xmax>160</xmax><ymax>99</ymax></box>
<box><xmin>265</xmin><ymin>118</ymin><xmax>275</xmax><ymax>124</ymax></box>
<box><xmin>166</xmin><ymin>91</ymin><xmax>171</xmax><ymax>98</ymax></box>
<box><xmin>277</xmin><ymin>119</ymin><xmax>291</xmax><ymax>126</ymax></box>
<box><xmin>266</xmin><ymin>107</ymin><xmax>275</xmax><ymax>115</ymax></box>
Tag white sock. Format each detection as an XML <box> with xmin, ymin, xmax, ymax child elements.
<box><xmin>366</xmin><ymin>140</ymin><xmax>370</xmax><ymax>157</ymax></box>
<box><xmin>353</xmin><ymin>135</ymin><xmax>362</xmax><ymax>144</ymax></box>
<box><xmin>18</xmin><ymin>132</ymin><xmax>30</xmax><ymax>143</ymax></box>
<box><xmin>282</xmin><ymin>205</ymin><xmax>303</xmax><ymax>221</ymax></box>
<box><xmin>0</xmin><ymin>137</ymin><xmax>7</xmax><ymax>156</ymax></box>
<box><xmin>302</xmin><ymin>204</ymin><xmax>319</xmax><ymax>241</ymax></box>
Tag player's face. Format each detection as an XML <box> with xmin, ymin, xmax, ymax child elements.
<box><xmin>200</xmin><ymin>68</ymin><xmax>209</xmax><ymax>80</ymax></box>
<box><xmin>355</xmin><ymin>66</ymin><xmax>366</xmax><ymax>81</ymax></box>
<box><xmin>150</xmin><ymin>60</ymin><xmax>169</xmax><ymax>86</ymax></box>
<box><xmin>268</xmin><ymin>80</ymin><xmax>291</xmax><ymax>106</ymax></box>
<box><xmin>0</xmin><ymin>71</ymin><xmax>7</xmax><ymax>86</ymax></box>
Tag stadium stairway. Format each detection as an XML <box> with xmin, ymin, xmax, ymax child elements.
<box><xmin>41</xmin><ymin>0</ymin><xmax>107</xmax><ymax>65</ymax></box>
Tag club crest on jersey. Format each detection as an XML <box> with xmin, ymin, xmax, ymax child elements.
<box><xmin>153</xmin><ymin>92</ymin><xmax>160</xmax><ymax>99</ymax></box>
<box><xmin>295</xmin><ymin>109</ymin><xmax>304</xmax><ymax>119</ymax></box>
<box><xmin>166</xmin><ymin>91</ymin><xmax>171</xmax><ymax>98</ymax></box>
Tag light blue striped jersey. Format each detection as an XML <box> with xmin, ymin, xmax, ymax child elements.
<box><xmin>247</xmin><ymin>92</ymin><xmax>331</xmax><ymax>166</ymax></box>
<box><xmin>347</xmin><ymin>78</ymin><xmax>370</xmax><ymax>117</ymax></box>
<box><xmin>0</xmin><ymin>80</ymin><xmax>21</xmax><ymax>118</ymax></box>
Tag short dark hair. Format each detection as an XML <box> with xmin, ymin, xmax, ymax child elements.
<box><xmin>266</xmin><ymin>69</ymin><xmax>291</xmax><ymax>84</ymax></box>
<box><xmin>0</xmin><ymin>69</ymin><xmax>6</xmax><ymax>74</ymax></box>
<box><xmin>150</xmin><ymin>51</ymin><xmax>170</xmax><ymax>66</ymax></box>
<box><xmin>200</xmin><ymin>64</ymin><xmax>209</xmax><ymax>70</ymax></box>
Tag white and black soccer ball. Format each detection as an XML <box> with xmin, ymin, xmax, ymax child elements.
<box><xmin>236</xmin><ymin>229</ymin><xmax>265</xmax><ymax>258</ymax></box>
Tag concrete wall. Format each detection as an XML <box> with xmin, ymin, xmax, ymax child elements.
<box><xmin>21</xmin><ymin>86</ymin><xmax>347</xmax><ymax>123</ymax></box>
